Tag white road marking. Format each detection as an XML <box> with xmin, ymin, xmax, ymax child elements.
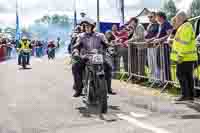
<box><xmin>130</xmin><ymin>112</ymin><xmax>148</xmax><ymax>118</ymax></box>
<box><xmin>36</xmin><ymin>58</ymin><xmax>43</xmax><ymax>62</ymax></box>
<box><xmin>117</xmin><ymin>114</ymin><xmax>171</xmax><ymax>133</ymax></box>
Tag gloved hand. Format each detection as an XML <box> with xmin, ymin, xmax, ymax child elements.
<box><xmin>73</xmin><ymin>51</ymin><xmax>79</xmax><ymax>57</ymax></box>
<box><xmin>72</xmin><ymin>49</ymin><xmax>81</xmax><ymax>62</ymax></box>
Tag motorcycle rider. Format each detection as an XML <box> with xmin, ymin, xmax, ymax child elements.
<box><xmin>47</xmin><ymin>40</ymin><xmax>56</xmax><ymax>59</ymax></box>
<box><xmin>71</xmin><ymin>18</ymin><xmax>116</xmax><ymax>97</ymax></box>
<box><xmin>17</xmin><ymin>36</ymin><xmax>32</xmax><ymax>65</ymax></box>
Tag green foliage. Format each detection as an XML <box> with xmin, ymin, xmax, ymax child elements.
<box><xmin>163</xmin><ymin>0</ymin><xmax>177</xmax><ymax>20</ymax></box>
<box><xmin>35</xmin><ymin>14</ymin><xmax>70</xmax><ymax>28</ymax></box>
<box><xmin>189</xmin><ymin>0</ymin><xmax>200</xmax><ymax>17</ymax></box>
<box><xmin>3</xmin><ymin>27</ymin><xmax>16</xmax><ymax>37</ymax></box>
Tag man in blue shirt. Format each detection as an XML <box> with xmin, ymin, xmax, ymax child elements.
<box><xmin>152</xmin><ymin>11</ymin><xmax>173</xmax><ymax>85</ymax></box>
<box><xmin>145</xmin><ymin>12</ymin><xmax>159</xmax><ymax>84</ymax></box>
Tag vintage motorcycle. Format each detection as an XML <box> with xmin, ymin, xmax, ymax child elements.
<box><xmin>18</xmin><ymin>49</ymin><xmax>31</xmax><ymax>69</ymax></box>
<box><xmin>82</xmin><ymin>49</ymin><xmax>109</xmax><ymax>114</ymax></box>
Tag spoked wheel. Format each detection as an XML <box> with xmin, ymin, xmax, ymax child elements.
<box><xmin>97</xmin><ymin>78</ymin><xmax>108</xmax><ymax>114</ymax></box>
<box><xmin>83</xmin><ymin>70</ymin><xmax>95</xmax><ymax>105</ymax></box>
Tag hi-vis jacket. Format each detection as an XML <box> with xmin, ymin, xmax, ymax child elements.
<box><xmin>18</xmin><ymin>40</ymin><xmax>32</xmax><ymax>50</ymax></box>
<box><xmin>170</xmin><ymin>22</ymin><xmax>198</xmax><ymax>62</ymax></box>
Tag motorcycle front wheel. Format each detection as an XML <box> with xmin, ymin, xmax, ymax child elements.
<box><xmin>97</xmin><ymin>78</ymin><xmax>108</xmax><ymax>114</ymax></box>
<box><xmin>22</xmin><ymin>55</ymin><xmax>26</xmax><ymax>69</ymax></box>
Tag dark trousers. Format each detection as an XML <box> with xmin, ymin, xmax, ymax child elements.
<box><xmin>18</xmin><ymin>54</ymin><xmax>22</xmax><ymax>64</ymax></box>
<box><xmin>18</xmin><ymin>52</ymin><xmax>30</xmax><ymax>65</ymax></box>
<box><xmin>72</xmin><ymin>58</ymin><xmax>112</xmax><ymax>93</ymax></box>
<box><xmin>176</xmin><ymin>62</ymin><xmax>195</xmax><ymax>98</ymax></box>
<box><xmin>48</xmin><ymin>49</ymin><xmax>55</xmax><ymax>59</ymax></box>
<box><xmin>36</xmin><ymin>47</ymin><xmax>43</xmax><ymax>57</ymax></box>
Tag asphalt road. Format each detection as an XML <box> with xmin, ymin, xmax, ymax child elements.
<box><xmin>0</xmin><ymin>56</ymin><xmax>200</xmax><ymax>133</ymax></box>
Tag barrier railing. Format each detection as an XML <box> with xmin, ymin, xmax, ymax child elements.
<box><xmin>112</xmin><ymin>41</ymin><xmax>200</xmax><ymax>95</ymax></box>
<box><xmin>0</xmin><ymin>44</ymin><xmax>50</xmax><ymax>61</ymax></box>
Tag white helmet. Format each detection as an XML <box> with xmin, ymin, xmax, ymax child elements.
<box><xmin>22</xmin><ymin>36</ymin><xmax>28</xmax><ymax>40</ymax></box>
<box><xmin>80</xmin><ymin>17</ymin><xmax>96</xmax><ymax>26</ymax></box>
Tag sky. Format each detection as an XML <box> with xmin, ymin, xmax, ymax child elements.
<box><xmin>0</xmin><ymin>0</ymin><xmax>194</xmax><ymax>27</ymax></box>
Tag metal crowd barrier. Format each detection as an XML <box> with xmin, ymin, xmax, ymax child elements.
<box><xmin>112</xmin><ymin>41</ymin><xmax>200</xmax><ymax>95</ymax></box>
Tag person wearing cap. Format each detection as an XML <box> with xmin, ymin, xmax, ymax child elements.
<box><xmin>71</xmin><ymin>18</ymin><xmax>116</xmax><ymax>97</ymax></box>
<box><xmin>17</xmin><ymin>36</ymin><xmax>32</xmax><ymax>65</ymax></box>
<box><xmin>171</xmin><ymin>11</ymin><xmax>198</xmax><ymax>102</ymax></box>
<box><xmin>47</xmin><ymin>40</ymin><xmax>56</xmax><ymax>59</ymax></box>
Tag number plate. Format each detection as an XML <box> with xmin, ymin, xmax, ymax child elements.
<box><xmin>23</xmin><ymin>49</ymin><xmax>30</xmax><ymax>53</ymax></box>
<box><xmin>92</xmin><ymin>54</ymin><xmax>103</xmax><ymax>64</ymax></box>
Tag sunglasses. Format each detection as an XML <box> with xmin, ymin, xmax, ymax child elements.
<box><xmin>148</xmin><ymin>16</ymin><xmax>153</xmax><ymax>18</ymax></box>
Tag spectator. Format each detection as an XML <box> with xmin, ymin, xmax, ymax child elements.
<box><xmin>57</xmin><ymin>37</ymin><xmax>61</xmax><ymax>49</ymax></box>
<box><xmin>171</xmin><ymin>11</ymin><xmax>198</xmax><ymax>102</ymax></box>
<box><xmin>153</xmin><ymin>11</ymin><xmax>173</xmax><ymax>84</ymax></box>
<box><xmin>168</xmin><ymin>16</ymin><xmax>178</xmax><ymax>46</ymax></box>
<box><xmin>128</xmin><ymin>17</ymin><xmax>146</xmax><ymax>82</ymax></box>
<box><xmin>112</xmin><ymin>24</ymin><xmax>120</xmax><ymax>38</ymax></box>
<box><xmin>6</xmin><ymin>39</ymin><xmax>13</xmax><ymax>58</ymax></box>
<box><xmin>10</xmin><ymin>38</ymin><xmax>16</xmax><ymax>58</ymax></box>
<box><xmin>145</xmin><ymin>12</ymin><xmax>160</xmax><ymax>84</ymax></box>
<box><xmin>0</xmin><ymin>38</ymin><xmax>4</xmax><ymax>61</ymax></box>
<box><xmin>35</xmin><ymin>41</ymin><xmax>43</xmax><ymax>57</ymax></box>
<box><xmin>110</xmin><ymin>24</ymin><xmax>121</xmax><ymax>77</ymax></box>
<box><xmin>1</xmin><ymin>38</ymin><xmax>7</xmax><ymax>60</ymax></box>
<box><xmin>105</xmin><ymin>30</ymin><xmax>115</xmax><ymax>43</ymax></box>
<box><xmin>117</xmin><ymin>25</ymin><xmax>129</xmax><ymax>72</ymax></box>
<box><xmin>105</xmin><ymin>30</ymin><xmax>119</xmax><ymax>77</ymax></box>
<box><xmin>68</xmin><ymin>25</ymin><xmax>82</xmax><ymax>54</ymax></box>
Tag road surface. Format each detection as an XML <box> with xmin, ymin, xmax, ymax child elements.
<box><xmin>0</xmin><ymin>56</ymin><xmax>200</xmax><ymax>133</ymax></box>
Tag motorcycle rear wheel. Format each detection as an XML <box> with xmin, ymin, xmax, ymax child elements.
<box><xmin>22</xmin><ymin>56</ymin><xmax>26</xmax><ymax>69</ymax></box>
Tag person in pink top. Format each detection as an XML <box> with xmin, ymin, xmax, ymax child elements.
<box><xmin>116</xmin><ymin>25</ymin><xmax>129</xmax><ymax>72</ymax></box>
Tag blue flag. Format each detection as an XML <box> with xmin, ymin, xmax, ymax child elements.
<box><xmin>73</xmin><ymin>0</ymin><xmax>77</xmax><ymax>28</ymax></box>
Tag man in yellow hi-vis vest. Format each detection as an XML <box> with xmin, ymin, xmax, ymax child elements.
<box><xmin>171</xmin><ymin>11</ymin><xmax>198</xmax><ymax>102</ymax></box>
<box><xmin>17</xmin><ymin>36</ymin><xmax>32</xmax><ymax>65</ymax></box>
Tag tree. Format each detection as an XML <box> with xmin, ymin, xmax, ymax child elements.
<box><xmin>163</xmin><ymin>0</ymin><xmax>177</xmax><ymax>20</ymax></box>
<box><xmin>34</xmin><ymin>14</ymin><xmax>70</xmax><ymax>27</ymax></box>
<box><xmin>4</xmin><ymin>27</ymin><xmax>16</xmax><ymax>37</ymax></box>
<box><xmin>52</xmin><ymin>14</ymin><xmax>60</xmax><ymax>24</ymax></box>
<box><xmin>189</xmin><ymin>0</ymin><xmax>200</xmax><ymax>18</ymax></box>
<box><xmin>41</xmin><ymin>15</ymin><xmax>51</xmax><ymax>24</ymax></box>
